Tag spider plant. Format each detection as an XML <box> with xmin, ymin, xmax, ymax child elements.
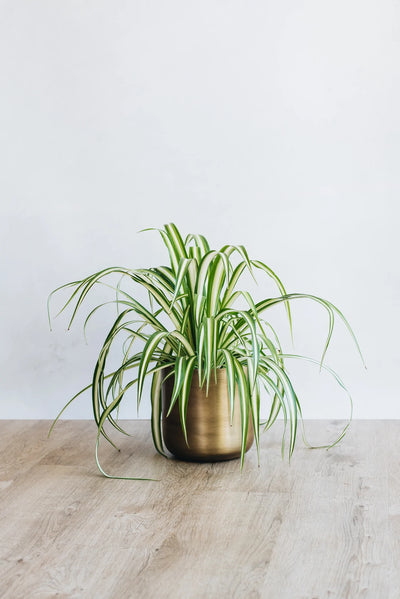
<box><xmin>48</xmin><ymin>222</ymin><xmax>364</xmax><ymax>479</ymax></box>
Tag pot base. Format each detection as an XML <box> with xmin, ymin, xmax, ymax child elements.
<box><xmin>161</xmin><ymin>369</ymin><xmax>254</xmax><ymax>462</ymax></box>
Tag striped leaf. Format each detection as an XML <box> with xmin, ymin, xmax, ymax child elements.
<box><xmin>178</xmin><ymin>355</ymin><xmax>197</xmax><ymax>445</ymax></box>
<box><xmin>220</xmin><ymin>349</ymin><xmax>237</xmax><ymax>425</ymax></box>
<box><xmin>151</xmin><ymin>369</ymin><xmax>168</xmax><ymax>457</ymax></box>
<box><xmin>261</xmin><ymin>357</ymin><xmax>298</xmax><ymax>458</ymax></box>
<box><xmin>232</xmin><ymin>357</ymin><xmax>250</xmax><ymax>469</ymax></box>
<box><xmin>137</xmin><ymin>331</ymin><xmax>169</xmax><ymax>405</ymax></box>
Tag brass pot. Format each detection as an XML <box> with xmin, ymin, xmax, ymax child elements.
<box><xmin>161</xmin><ymin>368</ymin><xmax>254</xmax><ymax>462</ymax></box>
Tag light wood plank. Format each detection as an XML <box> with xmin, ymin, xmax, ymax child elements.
<box><xmin>0</xmin><ymin>420</ymin><xmax>399</xmax><ymax>598</ymax></box>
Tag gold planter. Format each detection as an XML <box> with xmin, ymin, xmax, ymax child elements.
<box><xmin>161</xmin><ymin>368</ymin><xmax>254</xmax><ymax>462</ymax></box>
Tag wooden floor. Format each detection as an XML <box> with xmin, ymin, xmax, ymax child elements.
<box><xmin>0</xmin><ymin>420</ymin><xmax>399</xmax><ymax>599</ymax></box>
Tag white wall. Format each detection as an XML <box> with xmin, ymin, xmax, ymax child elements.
<box><xmin>1</xmin><ymin>0</ymin><xmax>399</xmax><ymax>421</ymax></box>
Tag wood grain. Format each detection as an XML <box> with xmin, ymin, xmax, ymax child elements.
<box><xmin>0</xmin><ymin>420</ymin><xmax>399</xmax><ymax>598</ymax></box>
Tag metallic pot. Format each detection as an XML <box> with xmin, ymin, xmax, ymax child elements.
<box><xmin>161</xmin><ymin>368</ymin><xmax>254</xmax><ymax>462</ymax></box>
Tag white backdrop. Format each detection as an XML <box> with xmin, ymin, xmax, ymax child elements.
<box><xmin>1</xmin><ymin>0</ymin><xmax>399</xmax><ymax>420</ymax></box>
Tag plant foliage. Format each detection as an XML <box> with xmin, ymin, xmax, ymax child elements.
<box><xmin>49</xmin><ymin>223</ymin><xmax>364</xmax><ymax>478</ymax></box>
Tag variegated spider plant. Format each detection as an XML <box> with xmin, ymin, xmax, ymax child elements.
<box><xmin>48</xmin><ymin>223</ymin><xmax>364</xmax><ymax>479</ymax></box>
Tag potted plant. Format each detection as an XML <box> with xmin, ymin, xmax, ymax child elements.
<box><xmin>48</xmin><ymin>223</ymin><xmax>364</xmax><ymax>479</ymax></box>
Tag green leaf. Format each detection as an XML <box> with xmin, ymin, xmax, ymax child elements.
<box><xmin>204</xmin><ymin>316</ymin><xmax>217</xmax><ymax>393</ymax></box>
<box><xmin>261</xmin><ymin>357</ymin><xmax>298</xmax><ymax>458</ymax></box>
<box><xmin>94</xmin><ymin>385</ymin><xmax>159</xmax><ymax>481</ymax></box>
<box><xmin>278</xmin><ymin>353</ymin><xmax>353</xmax><ymax>450</ymax></box>
<box><xmin>159</xmin><ymin>223</ymin><xmax>188</xmax><ymax>274</ymax></box>
<box><xmin>168</xmin><ymin>356</ymin><xmax>187</xmax><ymax>416</ymax></box>
<box><xmin>92</xmin><ymin>310</ymin><xmax>135</xmax><ymax>444</ymax></box>
<box><xmin>151</xmin><ymin>369</ymin><xmax>168</xmax><ymax>457</ymax></box>
<box><xmin>178</xmin><ymin>355</ymin><xmax>197</xmax><ymax>446</ymax></box>
<box><xmin>252</xmin><ymin>259</ymin><xmax>293</xmax><ymax>338</ymax></box>
<box><xmin>217</xmin><ymin>308</ymin><xmax>259</xmax><ymax>392</ymax></box>
<box><xmin>220</xmin><ymin>349</ymin><xmax>237</xmax><ymax>425</ymax></box>
<box><xmin>221</xmin><ymin>262</ymin><xmax>246</xmax><ymax>308</ymax></box>
<box><xmin>185</xmin><ymin>232</ymin><xmax>210</xmax><ymax>258</ymax></box>
<box><xmin>171</xmin><ymin>258</ymin><xmax>193</xmax><ymax>306</ymax></box>
<box><xmin>137</xmin><ymin>331</ymin><xmax>169</xmax><ymax>406</ymax></box>
<box><xmin>255</xmin><ymin>293</ymin><xmax>360</xmax><ymax>370</ymax></box>
<box><xmin>249</xmin><ymin>380</ymin><xmax>261</xmax><ymax>464</ymax></box>
<box><xmin>206</xmin><ymin>253</ymin><xmax>230</xmax><ymax>317</ymax></box>
<box><xmin>232</xmin><ymin>357</ymin><xmax>250</xmax><ymax>469</ymax></box>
